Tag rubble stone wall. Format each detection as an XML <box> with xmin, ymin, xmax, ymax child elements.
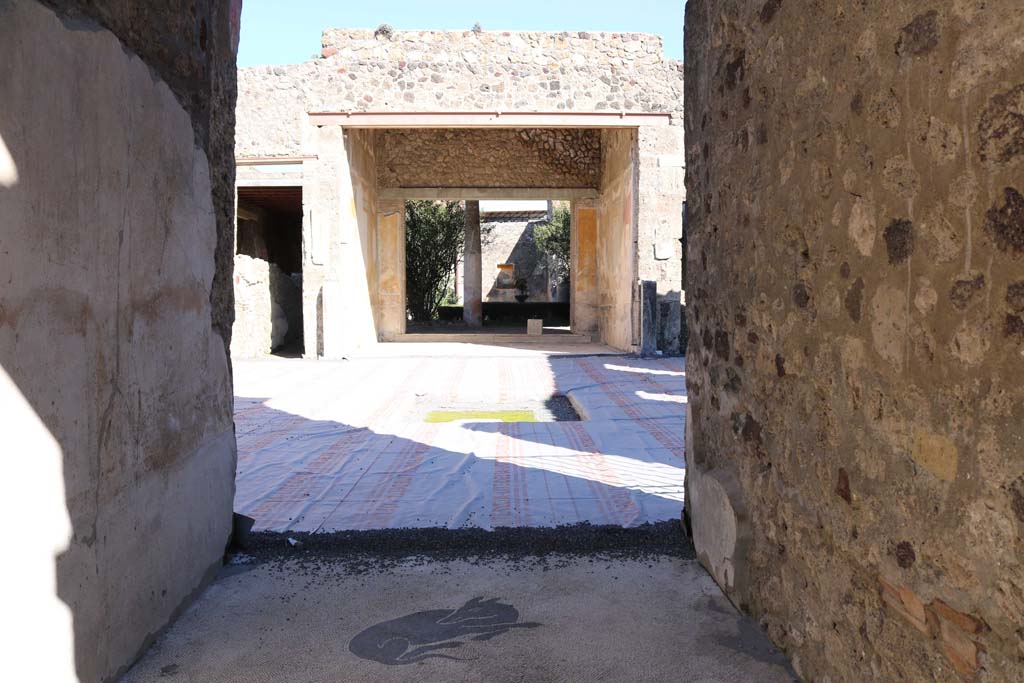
<box><xmin>236</xmin><ymin>29</ymin><xmax>683</xmax><ymax>159</ymax></box>
<box><xmin>377</xmin><ymin>129</ymin><xmax>602</xmax><ymax>189</ymax></box>
<box><xmin>231</xmin><ymin>255</ymin><xmax>302</xmax><ymax>357</ymax></box>
<box><xmin>685</xmin><ymin>1</ymin><xmax>1024</xmax><ymax>680</ymax></box>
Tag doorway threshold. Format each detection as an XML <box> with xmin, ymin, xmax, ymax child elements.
<box><xmin>393</xmin><ymin>332</ymin><xmax>593</xmax><ymax>344</ymax></box>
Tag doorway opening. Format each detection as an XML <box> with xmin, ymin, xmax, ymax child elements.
<box><xmin>235</xmin><ymin>185</ymin><xmax>304</xmax><ymax>357</ymax></box>
<box><xmin>404</xmin><ymin>198</ymin><xmax>573</xmax><ymax>339</ymax></box>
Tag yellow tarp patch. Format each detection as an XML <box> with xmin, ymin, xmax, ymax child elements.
<box><xmin>425</xmin><ymin>410</ymin><xmax>537</xmax><ymax>423</ymax></box>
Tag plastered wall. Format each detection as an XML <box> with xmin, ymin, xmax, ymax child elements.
<box><xmin>376</xmin><ymin>198</ymin><xmax>407</xmax><ymax>340</ymax></box>
<box><xmin>0</xmin><ymin>1</ymin><xmax>239</xmax><ymax>681</ymax></box>
<box><xmin>685</xmin><ymin>1</ymin><xmax>1024</xmax><ymax>680</ymax></box>
<box><xmin>304</xmin><ymin>128</ymin><xmax>383</xmax><ymax>356</ymax></box>
<box><xmin>571</xmin><ymin>202</ymin><xmax>600</xmax><ymax>336</ymax></box>
<box><xmin>597</xmin><ymin>129</ymin><xmax>639</xmax><ymax>351</ymax></box>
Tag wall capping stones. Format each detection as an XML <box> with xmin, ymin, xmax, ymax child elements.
<box><xmin>319</xmin><ymin>28</ymin><xmax>674</xmax><ymax>67</ymax></box>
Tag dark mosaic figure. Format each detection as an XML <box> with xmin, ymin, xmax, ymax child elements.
<box><xmin>349</xmin><ymin>597</ymin><xmax>541</xmax><ymax>664</ymax></box>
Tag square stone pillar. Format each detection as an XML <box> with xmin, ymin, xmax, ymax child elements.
<box><xmin>304</xmin><ymin>127</ymin><xmax>387</xmax><ymax>356</ymax></box>
<box><xmin>571</xmin><ymin>199</ymin><xmax>599</xmax><ymax>335</ymax></box>
<box><xmin>639</xmin><ymin>280</ymin><xmax>658</xmax><ymax>356</ymax></box>
<box><xmin>377</xmin><ymin>198</ymin><xmax>406</xmax><ymax>340</ymax></box>
<box><xmin>463</xmin><ymin>199</ymin><xmax>482</xmax><ymax>327</ymax></box>
<box><xmin>300</xmin><ymin>263</ymin><xmax>324</xmax><ymax>358</ymax></box>
<box><xmin>301</xmin><ymin>127</ymin><xmax>342</xmax><ymax>358</ymax></box>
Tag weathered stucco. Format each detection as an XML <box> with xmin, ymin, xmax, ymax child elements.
<box><xmin>571</xmin><ymin>202</ymin><xmax>600</xmax><ymax>336</ymax></box>
<box><xmin>597</xmin><ymin>129</ymin><xmax>639</xmax><ymax>350</ymax></box>
<box><xmin>0</xmin><ymin>1</ymin><xmax>239</xmax><ymax>681</ymax></box>
<box><xmin>303</xmin><ymin>127</ymin><xmax>384</xmax><ymax>356</ymax></box>
<box><xmin>376</xmin><ymin>198</ymin><xmax>407</xmax><ymax>341</ymax></box>
<box><xmin>685</xmin><ymin>1</ymin><xmax>1024</xmax><ymax>680</ymax></box>
<box><xmin>35</xmin><ymin>0</ymin><xmax>240</xmax><ymax>354</ymax></box>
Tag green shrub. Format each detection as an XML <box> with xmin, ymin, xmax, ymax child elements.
<box><xmin>533</xmin><ymin>206</ymin><xmax>571</xmax><ymax>280</ymax></box>
<box><xmin>405</xmin><ymin>200</ymin><xmax>465</xmax><ymax>321</ymax></box>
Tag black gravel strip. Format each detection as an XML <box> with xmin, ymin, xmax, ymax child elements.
<box><xmin>544</xmin><ymin>394</ymin><xmax>581</xmax><ymax>421</ymax></box>
<box><xmin>231</xmin><ymin>521</ymin><xmax>694</xmax><ymax>575</ymax></box>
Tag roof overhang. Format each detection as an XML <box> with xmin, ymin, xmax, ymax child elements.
<box><xmin>309</xmin><ymin>111</ymin><xmax>671</xmax><ymax>128</ymax></box>
<box><xmin>379</xmin><ymin>187</ymin><xmax>598</xmax><ymax>200</ymax></box>
<box><xmin>235</xmin><ymin>156</ymin><xmax>315</xmax><ymax>165</ymax></box>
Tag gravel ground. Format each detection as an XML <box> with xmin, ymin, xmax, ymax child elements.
<box><xmin>234</xmin><ymin>520</ymin><xmax>693</xmax><ymax>577</ymax></box>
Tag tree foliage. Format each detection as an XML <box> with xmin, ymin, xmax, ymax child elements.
<box><xmin>533</xmin><ymin>206</ymin><xmax>571</xmax><ymax>280</ymax></box>
<box><xmin>405</xmin><ymin>200</ymin><xmax>465</xmax><ymax>321</ymax></box>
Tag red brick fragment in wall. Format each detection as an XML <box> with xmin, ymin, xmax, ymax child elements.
<box><xmin>879</xmin><ymin>578</ymin><xmax>928</xmax><ymax>635</ymax></box>
<box><xmin>879</xmin><ymin>579</ymin><xmax>990</xmax><ymax>677</ymax></box>
<box><xmin>927</xmin><ymin>599</ymin><xmax>990</xmax><ymax>677</ymax></box>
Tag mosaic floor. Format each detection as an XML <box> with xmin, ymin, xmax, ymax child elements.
<box><xmin>233</xmin><ymin>345</ymin><xmax>686</xmax><ymax>531</ymax></box>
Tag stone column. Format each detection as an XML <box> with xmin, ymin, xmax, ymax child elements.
<box><xmin>463</xmin><ymin>200</ymin><xmax>482</xmax><ymax>327</ymax></box>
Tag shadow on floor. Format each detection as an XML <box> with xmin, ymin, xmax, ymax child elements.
<box><xmin>233</xmin><ymin>397</ymin><xmax>684</xmax><ymax>531</ymax></box>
